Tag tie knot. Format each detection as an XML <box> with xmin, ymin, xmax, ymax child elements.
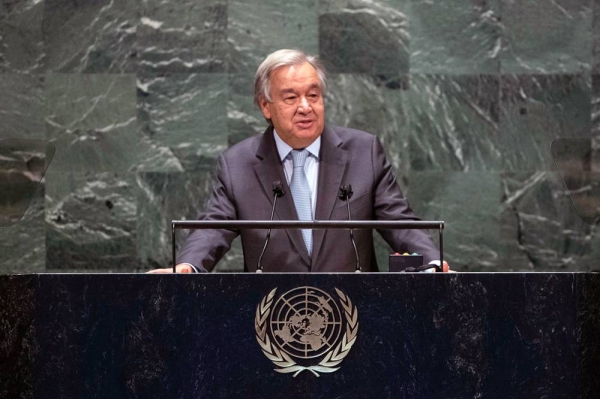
<box><xmin>291</xmin><ymin>149</ymin><xmax>309</xmax><ymax>167</ymax></box>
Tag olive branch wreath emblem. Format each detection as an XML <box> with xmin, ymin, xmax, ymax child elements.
<box><xmin>254</xmin><ymin>287</ymin><xmax>359</xmax><ymax>377</ymax></box>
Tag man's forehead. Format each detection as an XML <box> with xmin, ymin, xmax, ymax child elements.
<box><xmin>279</xmin><ymin>83</ymin><xmax>321</xmax><ymax>93</ymax></box>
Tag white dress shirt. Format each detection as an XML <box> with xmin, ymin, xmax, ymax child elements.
<box><xmin>272</xmin><ymin>129</ymin><xmax>320</xmax><ymax>216</ymax></box>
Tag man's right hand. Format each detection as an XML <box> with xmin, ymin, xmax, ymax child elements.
<box><xmin>146</xmin><ymin>264</ymin><xmax>195</xmax><ymax>274</ymax></box>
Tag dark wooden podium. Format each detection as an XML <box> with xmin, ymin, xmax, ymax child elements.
<box><xmin>1</xmin><ymin>273</ymin><xmax>599</xmax><ymax>398</ymax></box>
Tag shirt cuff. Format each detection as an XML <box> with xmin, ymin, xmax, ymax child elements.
<box><xmin>425</xmin><ymin>260</ymin><xmax>440</xmax><ymax>273</ymax></box>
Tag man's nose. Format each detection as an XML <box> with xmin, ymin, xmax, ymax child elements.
<box><xmin>298</xmin><ymin>96</ymin><xmax>311</xmax><ymax>113</ymax></box>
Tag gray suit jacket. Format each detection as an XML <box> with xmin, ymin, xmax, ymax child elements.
<box><xmin>177</xmin><ymin>125</ymin><xmax>439</xmax><ymax>272</ymax></box>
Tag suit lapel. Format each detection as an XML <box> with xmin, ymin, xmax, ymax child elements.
<box><xmin>253</xmin><ymin>126</ymin><xmax>312</xmax><ymax>265</ymax></box>
<box><xmin>312</xmin><ymin>126</ymin><xmax>349</xmax><ymax>264</ymax></box>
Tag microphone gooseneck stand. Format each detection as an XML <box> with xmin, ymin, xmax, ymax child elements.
<box><xmin>339</xmin><ymin>184</ymin><xmax>361</xmax><ymax>273</ymax></box>
<box><xmin>256</xmin><ymin>181</ymin><xmax>286</xmax><ymax>273</ymax></box>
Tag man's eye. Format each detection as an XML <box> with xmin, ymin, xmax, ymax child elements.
<box><xmin>284</xmin><ymin>96</ymin><xmax>296</xmax><ymax>102</ymax></box>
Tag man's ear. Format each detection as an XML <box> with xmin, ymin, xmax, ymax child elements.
<box><xmin>258</xmin><ymin>96</ymin><xmax>272</xmax><ymax>120</ymax></box>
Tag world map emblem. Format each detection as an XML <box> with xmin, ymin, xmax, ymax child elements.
<box><xmin>255</xmin><ymin>286</ymin><xmax>359</xmax><ymax>377</ymax></box>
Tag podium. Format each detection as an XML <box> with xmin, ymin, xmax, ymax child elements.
<box><xmin>1</xmin><ymin>273</ymin><xmax>599</xmax><ymax>398</ymax></box>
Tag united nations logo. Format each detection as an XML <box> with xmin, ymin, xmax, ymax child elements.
<box><xmin>255</xmin><ymin>286</ymin><xmax>359</xmax><ymax>377</ymax></box>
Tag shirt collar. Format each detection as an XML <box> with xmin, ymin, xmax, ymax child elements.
<box><xmin>273</xmin><ymin>129</ymin><xmax>321</xmax><ymax>161</ymax></box>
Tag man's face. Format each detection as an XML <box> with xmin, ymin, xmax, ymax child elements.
<box><xmin>259</xmin><ymin>62</ymin><xmax>325</xmax><ymax>149</ymax></box>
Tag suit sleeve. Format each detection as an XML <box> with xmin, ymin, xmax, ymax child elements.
<box><xmin>176</xmin><ymin>153</ymin><xmax>240</xmax><ymax>272</ymax></box>
<box><xmin>371</xmin><ymin>136</ymin><xmax>440</xmax><ymax>263</ymax></box>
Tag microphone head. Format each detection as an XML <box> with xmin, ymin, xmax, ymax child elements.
<box><xmin>338</xmin><ymin>184</ymin><xmax>354</xmax><ymax>201</ymax></box>
<box><xmin>272</xmin><ymin>180</ymin><xmax>285</xmax><ymax>197</ymax></box>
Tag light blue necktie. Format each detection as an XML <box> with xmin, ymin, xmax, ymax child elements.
<box><xmin>290</xmin><ymin>149</ymin><xmax>313</xmax><ymax>255</ymax></box>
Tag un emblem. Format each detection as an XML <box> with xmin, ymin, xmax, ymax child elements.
<box><xmin>255</xmin><ymin>286</ymin><xmax>359</xmax><ymax>377</ymax></box>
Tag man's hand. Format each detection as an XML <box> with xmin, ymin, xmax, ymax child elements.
<box><xmin>146</xmin><ymin>264</ymin><xmax>195</xmax><ymax>274</ymax></box>
<box><xmin>442</xmin><ymin>261</ymin><xmax>456</xmax><ymax>273</ymax></box>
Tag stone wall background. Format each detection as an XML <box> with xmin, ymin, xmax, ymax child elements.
<box><xmin>1</xmin><ymin>0</ymin><xmax>599</xmax><ymax>273</ymax></box>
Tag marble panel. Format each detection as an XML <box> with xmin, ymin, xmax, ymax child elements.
<box><xmin>594</xmin><ymin>0</ymin><xmax>600</xmax><ymax>73</ymax></box>
<box><xmin>578</xmin><ymin>273</ymin><xmax>600</xmax><ymax>397</ymax></box>
<box><xmin>0</xmin><ymin>74</ymin><xmax>45</xmax><ymax>139</ymax></box>
<box><xmin>483</xmin><ymin>273</ymin><xmax>579</xmax><ymax>397</ymax></box>
<box><xmin>136</xmin><ymin>171</ymin><xmax>207</xmax><ymax>271</ymax></box>
<box><xmin>45</xmin><ymin>172</ymin><xmax>137</xmax><ymax>271</ymax></box>
<box><xmin>402</xmin><ymin>171</ymin><xmax>443</xmax><ymax>223</ymax></box>
<box><xmin>227</xmin><ymin>74</ymin><xmax>267</xmax><ymax>146</ymax></box>
<box><xmin>0</xmin><ymin>139</ymin><xmax>53</xmax><ymax>274</ymax></box>
<box><xmin>42</xmin><ymin>0</ymin><xmax>138</xmax><ymax>73</ymax></box>
<box><xmin>0</xmin><ymin>188</ymin><xmax>45</xmax><ymax>272</ymax></box>
<box><xmin>408</xmin><ymin>0</ymin><xmax>502</xmax><ymax>74</ymax></box>
<box><xmin>45</xmin><ymin>73</ymin><xmax>137</xmax><ymax>131</ymax></box>
<box><xmin>405</xmin><ymin>74</ymin><xmax>501</xmax><ymax>171</ymax></box>
<box><xmin>319</xmin><ymin>0</ymin><xmax>410</xmax><ymax>74</ymax></box>
<box><xmin>138</xmin><ymin>73</ymin><xmax>229</xmax><ymax>172</ymax></box>
<box><xmin>44</xmin><ymin>73</ymin><xmax>153</xmax><ymax>173</ymax></box>
<box><xmin>4</xmin><ymin>273</ymin><xmax>589</xmax><ymax>397</ymax></box>
<box><xmin>500</xmin><ymin>171</ymin><xmax>599</xmax><ymax>270</ymax></box>
<box><xmin>325</xmin><ymin>74</ymin><xmax>410</xmax><ymax>171</ymax></box>
<box><xmin>0</xmin><ymin>78</ymin><xmax>50</xmax><ymax>269</ymax></box>
<box><xmin>136</xmin><ymin>171</ymin><xmax>244</xmax><ymax>272</ymax></box>
<box><xmin>0</xmin><ymin>0</ymin><xmax>597</xmax><ymax>274</ymax></box>
<box><xmin>402</xmin><ymin>273</ymin><xmax>580</xmax><ymax>397</ymax></box>
<box><xmin>0</xmin><ymin>275</ymin><xmax>35</xmax><ymax>397</ymax></box>
<box><xmin>589</xmin><ymin>214</ymin><xmax>600</xmax><ymax>258</ymax></box>
<box><xmin>0</xmin><ymin>139</ymin><xmax>46</xmax><ymax>227</ymax></box>
<box><xmin>0</xmin><ymin>0</ymin><xmax>44</xmax><ymax>73</ymax></box>
<box><xmin>501</xmin><ymin>0</ymin><xmax>592</xmax><ymax>73</ymax></box>
<box><xmin>500</xmin><ymin>74</ymin><xmax>592</xmax><ymax>171</ymax></box>
<box><xmin>138</xmin><ymin>0</ymin><xmax>227</xmax><ymax>73</ymax></box>
<box><xmin>408</xmin><ymin>171</ymin><xmax>501</xmax><ymax>271</ymax></box>
<box><xmin>227</xmin><ymin>0</ymin><xmax>318</xmax><ymax>73</ymax></box>
<box><xmin>551</xmin><ymin>137</ymin><xmax>600</xmax><ymax>226</ymax></box>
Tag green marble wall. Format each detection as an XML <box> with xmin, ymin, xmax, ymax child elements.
<box><xmin>1</xmin><ymin>0</ymin><xmax>598</xmax><ymax>273</ymax></box>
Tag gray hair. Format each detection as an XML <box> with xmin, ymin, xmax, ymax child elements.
<box><xmin>254</xmin><ymin>49</ymin><xmax>327</xmax><ymax>107</ymax></box>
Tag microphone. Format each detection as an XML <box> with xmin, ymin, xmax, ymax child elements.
<box><xmin>257</xmin><ymin>181</ymin><xmax>286</xmax><ymax>272</ymax></box>
<box><xmin>338</xmin><ymin>184</ymin><xmax>361</xmax><ymax>272</ymax></box>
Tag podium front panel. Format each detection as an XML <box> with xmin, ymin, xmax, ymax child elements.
<box><xmin>1</xmin><ymin>273</ymin><xmax>598</xmax><ymax>398</ymax></box>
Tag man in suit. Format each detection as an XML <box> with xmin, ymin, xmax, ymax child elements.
<box><xmin>150</xmin><ymin>49</ymin><xmax>443</xmax><ymax>273</ymax></box>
